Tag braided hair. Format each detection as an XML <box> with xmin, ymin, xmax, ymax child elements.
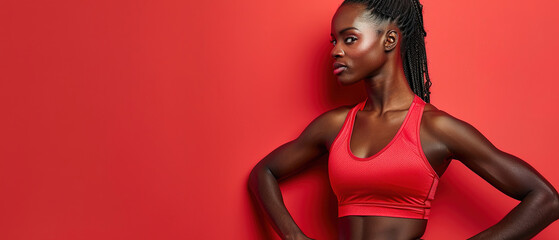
<box><xmin>342</xmin><ymin>0</ymin><xmax>432</xmax><ymax>103</ymax></box>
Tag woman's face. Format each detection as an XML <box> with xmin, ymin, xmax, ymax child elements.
<box><xmin>330</xmin><ymin>3</ymin><xmax>389</xmax><ymax>85</ymax></box>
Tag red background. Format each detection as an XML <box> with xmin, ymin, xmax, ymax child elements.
<box><xmin>1</xmin><ymin>0</ymin><xmax>559</xmax><ymax>239</ymax></box>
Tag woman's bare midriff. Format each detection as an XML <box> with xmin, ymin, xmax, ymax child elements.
<box><xmin>338</xmin><ymin>215</ymin><xmax>427</xmax><ymax>240</ymax></box>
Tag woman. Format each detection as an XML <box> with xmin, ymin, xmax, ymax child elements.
<box><xmin>248</xmin><ymin>0</ymin><xmax>559</xmax><ymax>239</ymax></box>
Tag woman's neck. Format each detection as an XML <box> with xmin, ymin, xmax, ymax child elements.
<box><xmin>362</xmin><ymin>63</ymin><xmax>415</xmax><ymax>115</ymax></box>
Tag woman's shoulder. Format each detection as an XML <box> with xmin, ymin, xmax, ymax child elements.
<box><xmin>421</xmin><ymin>101</ymin><xmax>505</xmax><ymax>163</ymax></box>
<box><xmin>421</xmin><ymin>102</ymin><xmax>479</xmax><ymax>138</ymax></box>
<box><xmin>295</xmin><ymin>103</ymin><xmax>358</xmax><ymax>150</ymax></box>
<box><xmin>423</xmin><ymin>102</ymin><xmax>447</xmax><ymax>118</ymax></box>
<box><xmin>422</xmin><ymin>102</ymin><xmax>459</xmax><ymax>125</ymax></box>
<box><xmin>312</xmin><ymin>103</ymin><xmax>356</xmax><ymax>130</ymax></box>
<box><xmin>302</xmin><ymin>103</ymin><xmax>357</xmax><ymax>138</ymax></box>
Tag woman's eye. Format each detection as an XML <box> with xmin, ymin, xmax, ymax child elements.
<box><xmin>330</xmin><ymin>37</ymin><xmax>356</xmax><ymax>46</ymax></box>
<box><xmin>345</xmin><ymin>37</ymin><xmax>357</xmax><ymax>44</ymax></box>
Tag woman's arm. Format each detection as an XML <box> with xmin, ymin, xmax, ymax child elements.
<box><xmin>248</xmin><ymin>108</ymin><xmax>345</xmax><ymax>240</ymax></box>
<box><xmin>428</xmin><ymin>111</ymin><xmax>559</xmax><ymax>239</ymax></box>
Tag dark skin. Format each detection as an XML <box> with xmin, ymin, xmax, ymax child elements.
<box><xmin>248</xmin><ymin>3</ymin><xmax>559</xmax><ymax>240</ymax></box>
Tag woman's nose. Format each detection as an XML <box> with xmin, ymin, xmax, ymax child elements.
<box><xmin>331</xmin><ymin>46</ymin><xmax>344</xmax><ymax>58</ymax></box>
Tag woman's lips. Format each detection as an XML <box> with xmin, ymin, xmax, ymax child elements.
<box><xmin>333</xmin><ymin>66</ymin><xmax>347</xmax><ymax>75</ymax></box>
<box><xmin>333</xmin><ymin>62</ymin><xmax>347</xmax><ymax>75</ymax></box>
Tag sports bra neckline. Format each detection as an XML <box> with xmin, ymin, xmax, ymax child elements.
<box><xmin>347</xmin><ymin>95</ymin><xmax>419</xmax><ymax>161</ymax></box>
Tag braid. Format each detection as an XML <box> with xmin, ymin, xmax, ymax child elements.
<box><xmin>341</xmin><ymin>0</ymin><xmax>432</xmax><ymax>103</ymax></box>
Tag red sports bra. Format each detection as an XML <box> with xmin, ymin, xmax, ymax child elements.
<box><xmin>328</xmin><ymin>95</ymin><xmax>440</xmax><ymax>219</ymax></box>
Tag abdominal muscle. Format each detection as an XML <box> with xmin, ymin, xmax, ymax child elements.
<box><xmin>338</xmin><ymin>215</ymin><xmax>427</xmax><ymax>240</ymax></box>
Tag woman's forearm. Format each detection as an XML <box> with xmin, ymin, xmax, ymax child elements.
<box><xmin>468</xmin><ymin>190</ymin><xmax>559</xmax><ymax>239</ymax></box>
<box><xmin>248</xmin><ymin>166</ymin><xmax>306</xmax><ymax>239</ymax></box>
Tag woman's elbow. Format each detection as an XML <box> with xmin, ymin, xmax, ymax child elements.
<box><xmin>533</xmin><ymin>186</ymin><xmax>559</xmax><ymax>221</ymax></box>
<box><xmin>248</xmin><ymin>165</ymin><xmax>270</xmax><ymax>192</ymax></box>
<box><xmin>548</xmin><ymin>191</ymin><xmax>559</xmax><ymax>221</ymax></box>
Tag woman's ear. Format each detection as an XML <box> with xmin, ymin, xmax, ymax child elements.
<box><xmin>384</xmin><ymin>30</ymin><xmax>398</xmax><ymax>52</ymax></box>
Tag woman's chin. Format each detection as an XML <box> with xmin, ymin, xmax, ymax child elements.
<box><xmin>336</xmin><ymin>75</ymin><xmax>360</xmax><ymax>86</ymax></box>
